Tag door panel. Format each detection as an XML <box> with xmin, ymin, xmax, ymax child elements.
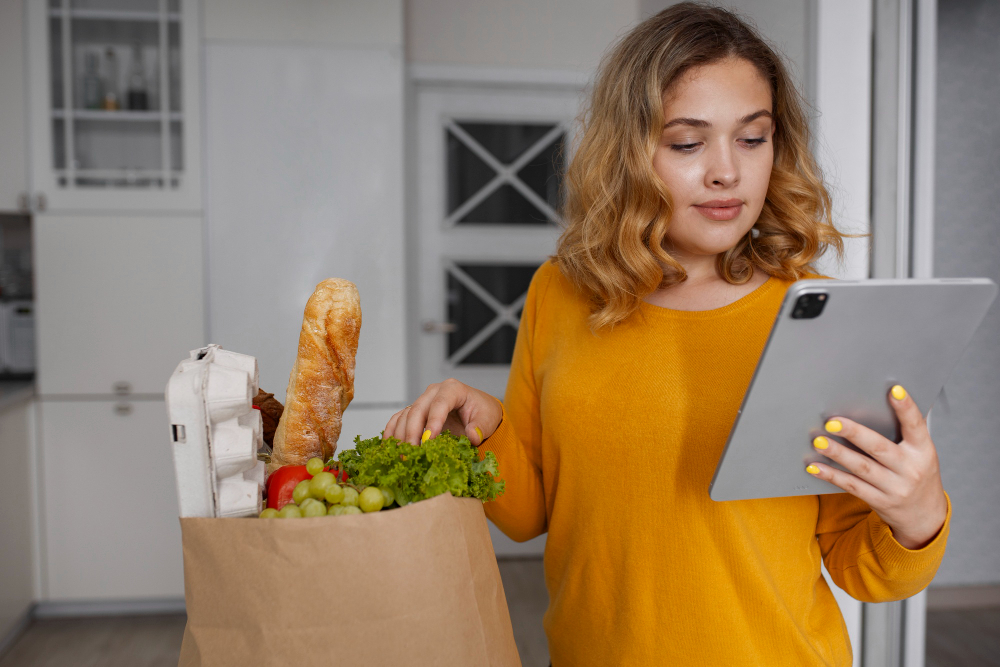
<box><xmin>39</xmin><ymin>400</ymin><xmax>183</xmax><ymax>600</ymax></box>
<box><xmin>34</xmin><ymin>214</ymin><xmax>205</xmax><ymax>396</ymax></box>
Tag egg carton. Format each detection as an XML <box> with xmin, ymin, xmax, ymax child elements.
<box><xmin>165</xmin><ymin>344</ymin><xmax>266</xmax><ymax>518</ymax></box>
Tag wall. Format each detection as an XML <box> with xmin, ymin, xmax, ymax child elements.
<box><xmin>202</xmin><ymin>0</ymin><xmax>407</xmax><ymax>442</ymax></box>
<box><xmin>407</xmin><ymin>0</ymin><xmax>639</xmax><ymax>72</ymax></box>
<box><xmin>931</xmin><ymin>0</ymin><xmax>1000</xmax><ymax>587</ymax></box>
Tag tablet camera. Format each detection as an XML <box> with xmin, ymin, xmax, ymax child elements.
<box><xmin>791</xmin><ymin>292</ymin><xmax>828</xmax><ymax>319</ymax></box>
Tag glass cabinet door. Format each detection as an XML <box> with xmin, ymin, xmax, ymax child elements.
<box><xmin>28</xmin><ymin>0</ymin><xmax>201</xmax><ymax>212</ymax></box>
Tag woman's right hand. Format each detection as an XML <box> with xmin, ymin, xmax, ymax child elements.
<box><xmin>384</xmin><ymin>379</ymin><xmax>503</xmax><ymax>447</ymax></box>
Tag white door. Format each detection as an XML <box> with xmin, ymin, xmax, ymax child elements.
<box><xmin>414</xmin><ymin>84</ymin><xmax>582</xmax><ymax>399</ymax></box>
<box><xmin>38</xmin><ymin>399</ymin><xmax>184</xmax><ymax>601</ymax></box>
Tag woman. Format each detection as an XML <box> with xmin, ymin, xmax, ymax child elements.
<box><xmin>386</xmin><ymin>4</ymin><xmax>949</xmax><ymax>664</ymax></box>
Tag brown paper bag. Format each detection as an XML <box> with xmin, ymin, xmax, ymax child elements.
<box><xmin>177</xmin><ymin>493</ymin><xmax>522</xmax><ymax>667</ymax></box>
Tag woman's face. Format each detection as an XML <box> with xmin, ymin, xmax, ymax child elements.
<box><xmin>653</xmin><ymin>57</ymin><xmax>775</xmax><ymax>261</ymax></box>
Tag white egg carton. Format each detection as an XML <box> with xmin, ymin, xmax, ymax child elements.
<box><xmin>165</xmin><ymin>344</ymin><xmax>265</xmax><ymax>518</ymax></box>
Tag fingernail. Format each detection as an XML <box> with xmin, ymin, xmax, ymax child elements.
<box><xmin>813</xmin><ymin>436</ymin><xmax>829</xmax><ymax>450</ymax></box>
<box><xmin>891</xmin><ymin>385</ymin><xmax>907</xmax><ymax>400</ymax></box>
<box><xmin>806</xmin><ymin>464</ymin><xmax>820</xmax><ymax>475</ymax></box>
<box><xmin>421</xmin><ymin>429</ymin><xmax>431</xmax><ymax>443</ymax></box>
<box><xmin>475</xmin><ymin>426</ymin><xmax>483</xmax><ymax>441</ymax></box>
<box><xmin>825</xmin><ymin>420</ymin><xmax>843</xmax><ymax>433</ymax></box>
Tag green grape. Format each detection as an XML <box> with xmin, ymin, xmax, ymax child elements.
<box><xmin>340</xmin><ymin>486</ymin><xmax>359</xmax><ymax>507</ymax></box>
<box><xmin>278</xmin><ymin>504</ymin><xmax>302</xmax><ymax>518</ymax></box>
<box><xmin>359</xmin><ymin>486</ymin><xmax>385</xmax><ymax>513</ymax></box>
<box><xmin>259</xmin><ymin>508</ymin><xmax>279</xmax><ymax>519</ymax></box>
<box><xmin>324</xmin><ymin>484</ymin><xmax>345</xmax><ymax>505</ymax></box>
<box><xmin>308</xmin><ymin>471</ymin><xmax>336</xmax><ymax>498</ymax></box>
<box><xmin>306</xmin><ymin>457</ymin><xmax>325</xmax><ymax>476</ymax></box>
<box><xmin>301</xmin><ymin>500</ymin><xmax>326</xmax><ymax>517</ymax></box>
<box><xmin>340</xmin><ymin>505</ymin><xmax>362</xmax><ymax>515</ymax></box>
<box><xmin>292</xmin><ymin>480</ymin><xmax>312</xmax><ymax>505</ymax></box>
<box><xmin>299</xmin><ymin>497</ymin><xmax>321</xmax><ymax>511</ymax></box>
<box><xmin>378</xmin><ymin>486</ymin><xmax>395</xmax><ymax>507</ymax></box>
<box><xmin>327</xmin><ymin>504</ymin><xmax>345</xmax><ymax>516</ymax></box>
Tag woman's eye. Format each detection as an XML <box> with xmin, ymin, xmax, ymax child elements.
<box><xmin>670</xmin><ymin>142</ymin><xmax>701</xmax><ymax>153</ymax></box>
<box><xmin>740</xmin><ymin>137</ymin><xmax>768</xmax><ymax>147</ymax></box>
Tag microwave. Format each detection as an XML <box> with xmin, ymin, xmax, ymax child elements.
<box><xmin>0</xmin><ymin>300</ymin><xmax>35</xmax><ymax>374</ymax></box>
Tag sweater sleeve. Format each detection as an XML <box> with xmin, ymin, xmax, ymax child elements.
<box><xmin>817</xmin><ymin>491</ymin><xmax>951</xmax><ymax>603</ymax></box>
<box><xmin>477</xmin><ymin>265</ymin><xmax>552</xmax><ymax>542</ymax></box>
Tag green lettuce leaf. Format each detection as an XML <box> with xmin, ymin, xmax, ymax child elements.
<box><xmin>335</xmin><ymin>431</ymin><xmax>505</xmax><ymax>504</ymax></box>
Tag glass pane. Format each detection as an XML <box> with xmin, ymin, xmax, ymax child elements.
<box><xmin>446</xmin><ymin>130</ymin><xmax>495</xmax><ymax>217</ymax></box>
<box><xmin>458</xmin><ymin>122</ymin><xmax>554</xmax><ymax>164</ymax></box>
<box><xmin>447</xmin><ymin>121</ymin><xmax>564</xmax><ymax>225</ymax></box>
<box><xmin>458</xmin><ymin>183</ymin><xmax>550</xmax><ymax>225</ymax></box>
<box><xmin>446</xmin><ymin>264</ymin><xmax>538</xmax><ymax>365</ymax></box>
<box><xmin>517</xmin><ymin>133</ymin><xmax>565</xmax><ymax>210</ymax></box>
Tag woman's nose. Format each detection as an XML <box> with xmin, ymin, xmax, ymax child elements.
<box><xmin>704</xmin><ymin>144</ymin><xmax>739</xmax><ymax>188</ymax></box>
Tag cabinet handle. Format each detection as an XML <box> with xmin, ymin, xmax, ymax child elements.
<box><xmin>114</xmin><ymin>403</ymin><xmax>133</xmax><ymax>416</ymax></box>
<box><xmin>113</xmin><ymin>381</ymin><xmax>132</xmax><ymax>395</ymax></box>
<box><xmin>18</xmin><ymin>192</ymin><xmax>30</xmax><ymax>212</ymax></box>
<box><xmin>422</xmin><ymin>321</ymin><xmax>457</xmax><ymax>334</ymax></box>
<box><xmin>35</xmin><ymin>193</ymin><xmax>47</xmax><ymax>211</ymax></box>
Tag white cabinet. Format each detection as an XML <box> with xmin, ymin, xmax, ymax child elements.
<box><xmin>34</xmin><ymin>214</ymin><xmax>205</xmax><ymax>396</ymax></box>
<box><xmin>0</xmin><ymin>0</ymin><xmax>29</xmax><ymax>212</ymax></box>
<box><xmin>38</xmin><ymin>399</ymin><xmax>183</xmax><ymax>601</ymax></box>
<box><xmin>0</xmin><ymin>397</ymin><xmax>36</xmax><ymax>637</ymax></box>
<box><xmin>26</xmin><ymin>0</ymin><xmax>202</xmax><ymax>213</ymax></box>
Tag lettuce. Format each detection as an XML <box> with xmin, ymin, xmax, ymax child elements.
<box><xmin>335</xmin><ymin>431</ymin><xmax>505</xmax><ymax>505</ymax></box>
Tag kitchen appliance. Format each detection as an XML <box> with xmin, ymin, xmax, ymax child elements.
<box><xmin>0</xmin><ymin>300</ymin><xmax>35</xmax><ymax>375</ymax></box>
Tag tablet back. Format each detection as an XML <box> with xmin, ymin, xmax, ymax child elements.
<box><xmin>709</xmin><ymin>278</ymin><xmax>997</xmax><ymax>502</ymax></box>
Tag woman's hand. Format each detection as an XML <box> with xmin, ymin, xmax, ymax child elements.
<box><xmin>806</xmin><ymin>385</ymin><xmax>948</xmax><ymax>550</ymax></box>
<box><xmin>384</xmin><ymin>379</ymin><xmax>503</xmax><ymax>448</ymax></box>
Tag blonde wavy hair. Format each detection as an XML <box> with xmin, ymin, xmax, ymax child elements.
<box><xmin>554</xmin><ymin>2</ymin><xmax>847</xmax><ymax>329</ymax></box>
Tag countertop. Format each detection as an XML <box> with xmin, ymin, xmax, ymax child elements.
<box><xmin>0</xmin><ymin>381</ymin><xmax>34</xmax><ymax>412</ymax></box>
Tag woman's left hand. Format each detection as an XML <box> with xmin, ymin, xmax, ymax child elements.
<box><xmin>806</xmin><ymin>385</ymin><xmax>948</xmax><ymax>550</ymax></box>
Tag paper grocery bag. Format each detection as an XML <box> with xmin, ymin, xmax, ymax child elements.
<box><xmin>177</xmin><ymin>493</ymin><xmax>522</xmax><ymax>667</ymax></box>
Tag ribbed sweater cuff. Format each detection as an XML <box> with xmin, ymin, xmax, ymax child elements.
<box><xmin>868</xmin><ymin>491</ymin><xmax>952</xmax><ymax>571</ymax></box>
<box><xmin>478</xmin><ymin>400</ymin><xmax>524</xmax><ymax>464</ymax></box>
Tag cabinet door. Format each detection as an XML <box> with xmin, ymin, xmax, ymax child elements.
<box><xmin>0</xmin><ymin>0</ymin><xmax>28</xmax><ymax>211</ymax></box>
<box><xmin>0</xmin><ymin>398</ymin><xmax>36</xmax><ymax>634</ymax></box>
<box><xmin>26</xmin><ymin>0</ymin><xmax>202</xmax><ymax>212</ymax></box>
<box><xmin>34</xmin><ymin>214</ymin><xmax>205</xmax><ymax>396</ymax></box>
<box><xmin>39</xmin><ymin>399</ymin><xmax>183</xmax><ymax>601</ymax></box>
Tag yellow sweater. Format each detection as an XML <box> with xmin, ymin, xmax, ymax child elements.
<box><xmin>482</xmin><ymin>261</ymin><xmax>950</xmax><ymax>666</ymax></box>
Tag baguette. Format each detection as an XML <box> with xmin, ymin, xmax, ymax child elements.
<box><xmin>270</xmin><ymin>278</ymin><xmax>361</xmax><ymax>470</ymax></box>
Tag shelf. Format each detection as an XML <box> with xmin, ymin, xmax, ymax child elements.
<box><xmin>53</xmin><ymin>109</ymin><xmax>183</xmax><ymax>122</ymax></box>
<box><xmin>49</xmin><ymin>8</ymin><xmax>180</xmax><ymax>23</ymax></box>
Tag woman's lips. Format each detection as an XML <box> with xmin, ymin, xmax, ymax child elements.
<box><xmin>693</xmin><ymin>202</ymin><xmax>743</xmax><ymax>221</ymax></box>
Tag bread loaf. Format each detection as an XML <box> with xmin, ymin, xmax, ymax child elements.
<box><xmin>270</xmin><ymin>278</ymin><xmax>361</xmax><ymax>470</ymax></box>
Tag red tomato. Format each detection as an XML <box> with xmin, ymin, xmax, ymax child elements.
<box><xmin>265</xmin><ymin>465</ymin><xmax>312</xmax><ymax>510</ymax></box>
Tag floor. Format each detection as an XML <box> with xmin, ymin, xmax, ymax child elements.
<box><xmin>1</xmin><ymin>561</ymin><xmax>997</xmax><ymax>667</ymax></box>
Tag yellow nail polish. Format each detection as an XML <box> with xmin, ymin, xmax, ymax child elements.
<box><xmin>813</xmin><ymin>436</ymin><xmax>829</xmax><ymax>450</ymax></box>
<box><xmin>825</xmin><ymin>420</ymin><xmax>843</xmax><ymax>433</ymax></box>
<box><xmin>806</xmin><ymin>464</ymin><xmax>820</xmax><ymax>475</ymax></box>
<box><xmin>421</xmin><ymin>429</ymin><xmax>431</xmax><ymax>443</ymax></box>
<box><xmin>475</xmin><ymin>426</ymin><xmax>483</xmax><ymax>441</ymax></box>
<box><xmin>891</xmin><ymin>385</ymin><xmax>907</xmax><ymax>400</ymax></box>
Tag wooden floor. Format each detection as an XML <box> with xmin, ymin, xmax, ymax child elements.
<box><xmin>1</xmin><ymin>560</ymin><xmax>996</xmax><ymax>667</ymax></box>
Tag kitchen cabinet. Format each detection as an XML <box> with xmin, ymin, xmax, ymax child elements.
<box><xmin>34</xmin><ymin>214</ymin><xmax>205</xmax><ymax>396</ymax></box>
<box><xmin>0</xmin><ymin>0</ymin><xmax>29</xmax><ymax>213</ymax></box>
<box><xmin>26</xmin><ymin>0</ymin><xmax>202</xmax><ymax>213</ymax></box>
<box><xmin>0</xmin><ymin>394</ymin><xmax>36</xmax><ymax>641</ymax></box>
<box><xmin>38</xmin><ymin>399</ymin><xmax>183</xmax><ymax>601</ymax></box>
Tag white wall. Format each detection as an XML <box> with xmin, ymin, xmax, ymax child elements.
<box><xmin>203</xmin><ymin>0</ymin><xmax>407</xmax><ymax>442</ymax></box>
<box><xmin>407</xmin><ymin>0</ymin><xmax>639</xmax><ymax>72</ymax></box>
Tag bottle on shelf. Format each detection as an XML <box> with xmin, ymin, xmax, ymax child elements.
<box><xmin>82</xmin><ymin>52</ymin><xmax>103</xmax><ymax>110</ymax></box>
<box><xmin>127</xmin><ymin>42</ymin><xmax>149</xmax><ymax>111</ymax></box>
<box><xmin>102</xmin><ymin>47</ymin><xmax>120</xmax><ymax>111</ymax></box>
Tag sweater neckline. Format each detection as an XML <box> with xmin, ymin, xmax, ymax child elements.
<box><xmin>637</xmin><ymin>275</ymin><xmax>781</xmax><ymax>320</ymax></box>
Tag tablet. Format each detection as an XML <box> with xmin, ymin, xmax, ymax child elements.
<box><xmin>709</xmin><ymin>278</ymin><xmax>997</xmax><ymax>502</ymax></box>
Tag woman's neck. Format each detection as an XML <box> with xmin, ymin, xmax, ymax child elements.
<box><xmin>644</xmin><ymin>251</ymin><xmax>770</xmax><ymax>311</ymax></box>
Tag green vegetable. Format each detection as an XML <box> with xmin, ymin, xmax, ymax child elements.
<box><xmin>336</xmin><ymin>431</ymin><xmax>505</xmax><ymax>505</ymax></box>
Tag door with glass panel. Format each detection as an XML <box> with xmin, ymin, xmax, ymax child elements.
<box><xmin>414</xmin><ymin>85</ymin><xmax>582</xmax><ymax>400</ymax></box>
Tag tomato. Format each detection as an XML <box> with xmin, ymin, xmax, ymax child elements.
<box><xmin>265</xmin><ymin>465</ymin><xmax>312</xmax><ymax>510</ymax></box>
